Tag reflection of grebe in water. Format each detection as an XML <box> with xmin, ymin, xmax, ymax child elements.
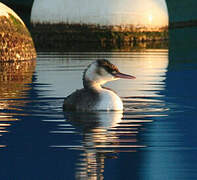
<box><xmin>66</xmin><ymin>111</ymin><xmax>123</xmax><ymax>132</ymax></box>
<box><xmin>65</xmin><ymin>111</ymin><xmax>123</xmax><ymax>179</ymax></box>
<box><xmin>63</xmin><ymin>59</ymin><xmax>135</xmax><ymax>111</ymax></box>
<box><xmin>64</xmin><ymin>107</ymin><xmax>149</xmax><ymax>179</ymax></box>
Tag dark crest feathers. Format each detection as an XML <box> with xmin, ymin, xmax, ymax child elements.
<box><xmin>96</xmin><ymin>59</ymin><xmax>119</xmax><ymax>74</ymax></box>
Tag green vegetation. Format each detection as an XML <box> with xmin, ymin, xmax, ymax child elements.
<box><xmin>30</xmin><ymin>23</ymin><xmax>168</xmax><ymax>51</ymax></box>
<box><xmin>9</xmin><ymin>13</ymin><xmax>22</xmax><ymax>26</ymax></box>
<box><xmin>8</xmin><ymin>13</ymin><xmax>30</xmax><ymax>36</ymax></box>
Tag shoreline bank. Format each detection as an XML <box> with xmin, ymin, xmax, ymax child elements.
<box><xmin>30</xmin><ymin>23</ymin><xmax>168</xmax><ymax>51</ymax></box>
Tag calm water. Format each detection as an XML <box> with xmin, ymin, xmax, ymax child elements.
<box><xmin>0</xmin><ymin>49</ymin><xmax>197</xmax><ymax>180</ymax></box>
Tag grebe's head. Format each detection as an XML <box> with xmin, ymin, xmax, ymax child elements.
<box><xmin>83</xmin><ymin>59</ymin><xmax>135</xmax><ymax>88</ymax></box>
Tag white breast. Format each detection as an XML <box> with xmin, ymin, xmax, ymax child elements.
<box><xmin>94</xmin><ymin>89</ymin><xmax>123</xmax><ymax>111</ymax></box>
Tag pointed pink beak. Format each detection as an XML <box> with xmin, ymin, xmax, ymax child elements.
<box><xmin>114</xmin><ymin>72</ymin><xmax>136</xmax><ymax>79</ymax></box>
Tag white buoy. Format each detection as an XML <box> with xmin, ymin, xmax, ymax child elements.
<box><xmin>31</xmin><ymin>0</ymin><xmax>168</xmax><ymax>28</ymax></box>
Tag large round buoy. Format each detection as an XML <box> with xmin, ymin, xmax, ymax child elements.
<box><xmin>31</xmin><ymin>0</ymin><xmax>168</xmax><ymax>27</ymax></box>
<box><xmin>30</xmin><ymin>0</ymin><xmax>168</xmax><ymax>50</ymax></box>
<box><xmin>0</xmin><ymin>2</ymin><xmax>36</xmax><ymax>61</ymax></box>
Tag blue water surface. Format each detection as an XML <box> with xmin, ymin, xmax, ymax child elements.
<box><xmin>0</xmin><ymin>28</ymin><xmax>197</xmax><ymax>180</ymax></box>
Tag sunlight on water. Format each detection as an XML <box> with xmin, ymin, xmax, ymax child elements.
<box><xmin>0</xmin><ymin>61</ymin><xmax>36</xmax><ymax>146</ymax></box>
<box><xmin>1</xmin><ymin>49</ymin><xmax>197</xmax><ymax>180</ymax></box>
<box><xmin>2</xmin><ymin>50</ymin><xmax>196</xmax><ymax>180</ymax></box>
<box><xmin>32</xmin><ymin>50</ymin><xmax>169</xmax><ymax>179</ymax></box>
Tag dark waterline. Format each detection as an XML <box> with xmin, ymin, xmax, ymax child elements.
<box><xmin>0</xmin><ymin>41</ymin><xmax>197</xmax><ymax>179</ymax></box>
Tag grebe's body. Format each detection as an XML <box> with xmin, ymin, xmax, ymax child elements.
<box><xmin>63</xmin><ymin>59</ymin><xmax>135</xmax><ymax>111</ymax></box>
<box><xmin>63</xmin><ymin>85</ymin><xmax>123</xmax><ymax>111</ymax></box>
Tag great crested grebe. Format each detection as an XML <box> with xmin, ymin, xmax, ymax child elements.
<box><xmin>63</xmin><ymin>59</ymin><xmax>136</xmax><ymax>111</ymax></box>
